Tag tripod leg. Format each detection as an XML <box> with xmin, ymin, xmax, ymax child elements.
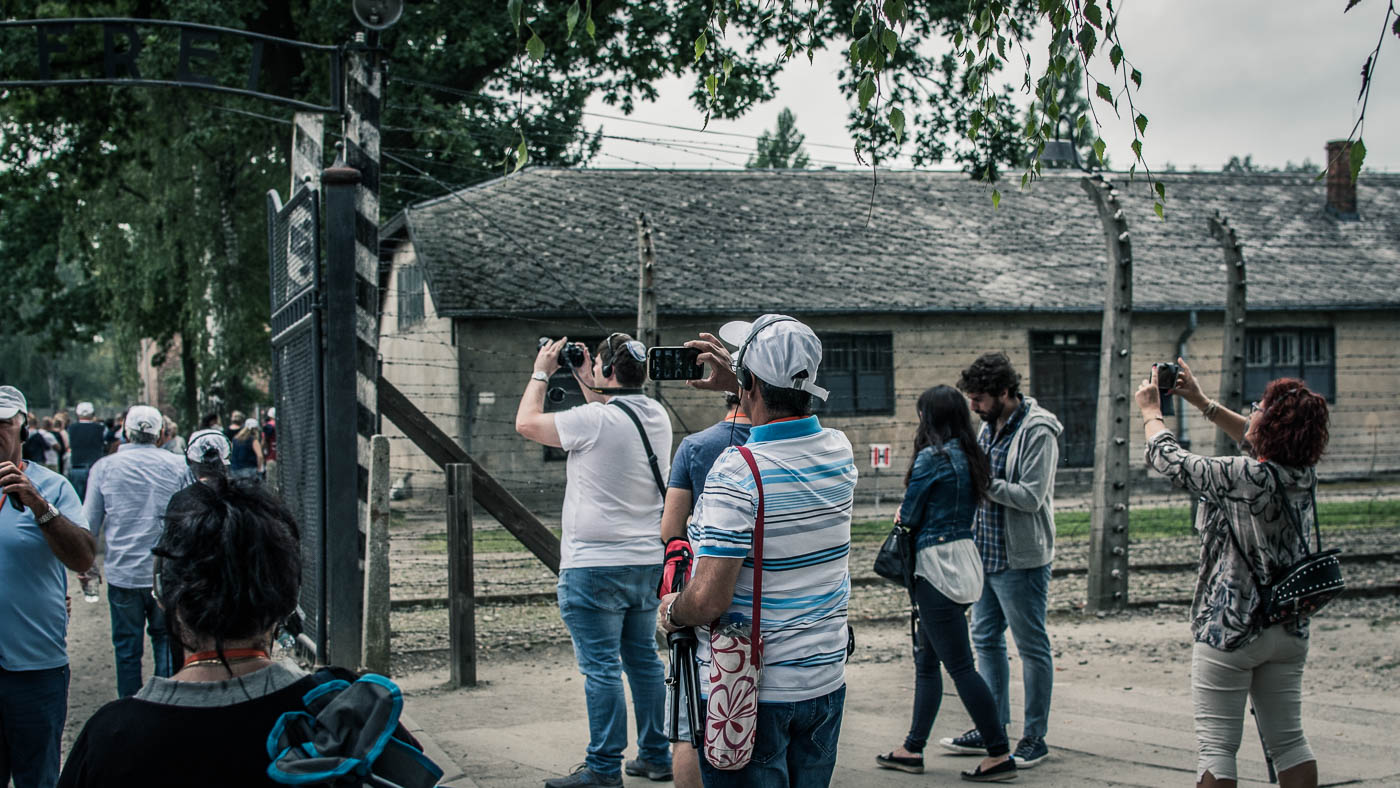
<box><xmin>1251</xmin><ymin>703</ymin><xmax>1277</xmax><ymax>784</ymax></box>
<box><xmin>682</xmin><ymin>644</ymin><xmax>702</xmax><ymax>748</ymax></box>
<box><xmin>667</xmin><ymin>643</ymin><xmax>682</xmax><ymax>742</ymax></box>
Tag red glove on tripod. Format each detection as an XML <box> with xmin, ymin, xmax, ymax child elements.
<box><xmin>658</xmin><ymin>537</ymin><xmax>694</xmax><ymax>598</ymax></box>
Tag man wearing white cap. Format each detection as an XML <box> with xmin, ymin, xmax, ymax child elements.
<box><xmin>659</xmin><ymin>315</ymin><xmax>858</xmax><ymax>787</ymax></box>
<box><xmin>0</xmin><ymin>385</ymin><xmax>95</xmax><ymax>788</ymax></box>
<box><xmin>83</xmin><ymin>404</ymin><xmax>189</xmax><ymax>698</ymax></box>
<box><xmin>67</xmin><ymin>402</ymin><xmax>104</xmax><ymax>501</ymax></box>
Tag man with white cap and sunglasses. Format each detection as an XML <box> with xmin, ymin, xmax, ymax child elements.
<box><xmin>83</xmin><ymin>404</ymin><xmax>189</xmax><ymax>698</ymax></box>
<box><xmin>658</xmin><ymin>315</ymin><xmax>858</xmax><ymax>787</ymax></box>
<box><xmin>0</xmin><ymin>385</ymin><xmax>95</xmax><ymax>788</ymax></box>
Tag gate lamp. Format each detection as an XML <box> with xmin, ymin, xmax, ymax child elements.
<box><xmin>353</xmin><ymin>0</ymin><xmax>403</xmax><ymax>30</ymax></box>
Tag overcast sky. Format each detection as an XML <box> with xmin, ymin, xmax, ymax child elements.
<box><xmin>583</xmin><ymin>1</ymin><xmax>1399</xmax><ymax>173</ymax></box>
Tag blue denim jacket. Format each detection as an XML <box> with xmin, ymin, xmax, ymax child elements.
<box><xmin>898</xmin><ymin>442</ymin><xmax>978</xmax><ymax>552</ymax></box>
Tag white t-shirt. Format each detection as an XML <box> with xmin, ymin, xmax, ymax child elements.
<box><xmin>553</xmin><ymin>395</ymin><xmax>672</xmax><ymax>569</ymax></box>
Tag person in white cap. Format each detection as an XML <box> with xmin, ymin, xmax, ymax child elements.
<box><xmin>0</xmin><ymin>384</ymin><xmax>95</xmax><ymax>788</ymax></box>
<box><xmin>658</xmin><ymin>315</ymin><xmax>857</xmax><ymax>788</ymax></box>
<box><xmin>83</xmin><ymin>404</ymin><xmax>190</xmax><ymax>698</ymax></box>
<box><xmin>229</xmin><ymin>417</ymin><xmax>264</xmax><ymax>481</ymax></box>
<box><xmin>67</xmin><ymin>402</ymin><xmax>105</xmax><ymax>501</ymax></box>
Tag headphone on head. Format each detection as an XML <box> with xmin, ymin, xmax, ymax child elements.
<box><xmin>600</xmin><ymin>333</ymin><xmax>646</xmax><ymax>380</ymax></box>
<box><xmin>734</xmin><ymin>317</ymin><xmax>798</xmax><ymax>392</ymax></box>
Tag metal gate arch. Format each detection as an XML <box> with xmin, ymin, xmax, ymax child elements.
<box><xmin>267</xmin><ymin>185</ymin><xmax>327</xmax><ymax>658</ymax></box>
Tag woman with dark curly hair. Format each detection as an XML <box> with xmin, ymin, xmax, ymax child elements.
<box><xmin>1136</xmin><ymin>359</ymin><xmax>1328</xmax><ymax>788</ymax></box>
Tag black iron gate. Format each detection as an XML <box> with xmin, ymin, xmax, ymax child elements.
<box><xmin>267</xmin><ymin>186</ymin><xmax>327</xmax><ymax>658</ymax></box>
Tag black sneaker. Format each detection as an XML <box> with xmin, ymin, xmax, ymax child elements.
<box><xmin>1012</xmin><ymin>736</ymin><xmax>1049</xmax><ymax>768</ymax></box>
<box><xmin>960</xmin><ymin>758</ymin><xmax>1018</xmax><ymax>782</ymax></box>
<box><xmin>625</xmin><ymin>757</ymin><xmax>674</xmax><ymax>781</ymax></box>
<box><xmin>939</xmin><ymin>728</ymin><xmax>985</xmax><ymax>755</ymax></box>
<box><xmin>544</xmin><ymin>764</ymin><xmax>623</xmax><ymax>787</ymax></box>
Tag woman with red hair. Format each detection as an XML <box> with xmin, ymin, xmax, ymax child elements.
<box><xmin>1136</xmin><ymin>360</ymin><xmax>1329</xmax><ymax>788</ymax></box>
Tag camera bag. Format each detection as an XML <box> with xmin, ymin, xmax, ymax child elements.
<box><xmin>704</xmin><ymin>445</ymin><xmax>766</xmax><ymax>771</ymax></box>
<box><xmin>1227</xmin><ymin>464</ymin><xmax>1345</xmax><ymax>627</ymax></box>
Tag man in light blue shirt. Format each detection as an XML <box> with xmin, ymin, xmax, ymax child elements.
<box><xmin>0</xmin><ymin>385</ymin><xmax>95</xmax><ymax>788</ymax></box>
<box><xmin>84</xmin><ymin>404</ymin><xmax>189</xmax><ymax>698</ymax></box>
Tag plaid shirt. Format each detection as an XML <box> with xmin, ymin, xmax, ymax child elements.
<box><xmin>973</xmin><ymin>399</ymin><xmax>1028</xmax><ymax>573</ymax></box>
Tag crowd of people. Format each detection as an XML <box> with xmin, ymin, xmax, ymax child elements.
<box><xmin>0</xmin><ymin>312</ymin><xmax>1332</xmax><ymax>788</ymax></box>
<box><xmin>516</xmin><ymin>316</ymin><xmax>1330</xmax><ymax>788</ymax></box>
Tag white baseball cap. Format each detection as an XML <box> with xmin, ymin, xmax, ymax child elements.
<box><xmin>125</xmin><ymin>405</ymin><xmax>164</xmax><ymax>437</ymax></box>
<box><xmin>75</xmin><ymin>401</ymin><xmax>95</xmax><ymax>418</ymax></box>
<box><xmin>243</xmin><ymin>418</ymin><xmax>259</xmax><ymax>431</ymax></box>
<box><xmin>186</xmin><ymin>428</ymin><xmax>231</xmax><ymax>465</ymax></box>
<box><xmin>719</xmin><ymin>314</ymin><xmax>829</xmax><ymax>401</ymax></box>
<box><xmin>0</xmin><ymin>386</ymin><xmax>28</xmax><ymax>420</ymax></box>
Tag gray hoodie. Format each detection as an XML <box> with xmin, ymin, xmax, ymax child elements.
<box><xmin>986</xmin><ymin>396</ymin><xmax>1064</xmax><ymax>570</ymax></box>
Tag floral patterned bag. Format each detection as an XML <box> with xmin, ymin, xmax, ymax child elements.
<box><xmin>704</xmin><ymin>445</ymin><xmax>766</xmax><ymax>771</ymax></box>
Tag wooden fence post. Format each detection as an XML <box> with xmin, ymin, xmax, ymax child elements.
<box><xmin>637</xmin><ymin>213</ymin><xmax>660</xmax><ymax>399</ymax></box>
<box><xmin>1082</xmin><ymin>175</ymin><xmax>1134</xmax><ymax>612</ymax></box>
<box><xmin>1209</xmin><ymin>213</ymin><xmax>1247</xmax><ymax>457</ymax></box>
<box><xmin>446</xmin><ymin>463</ymin><xmax>477</xmax><ymax>687</ymax></box>
<box><xmin>362</xmin><ymin>435</ymin><xmax>391</xmax><ymax>675</ymax></box>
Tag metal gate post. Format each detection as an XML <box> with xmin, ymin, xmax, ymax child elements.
<box><xmin>322</xmin><ymin>159</ymin><xmax>364</xmax><ymax>665</ymax></box>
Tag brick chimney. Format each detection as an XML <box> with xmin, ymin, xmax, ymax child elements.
<box><xmin>1325</xmin><ymin>139</ymin><xmax>1359</xmax><ymax>220</ymax></box>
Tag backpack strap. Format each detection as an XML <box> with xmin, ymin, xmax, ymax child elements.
<box><xmin>736</xmin><ymin>446</ymin><xmax>764</xmax><ymax>656</ymax></box>
<box><xmin>611</xmin><ymin>399</ymin><xmax>667</xmax><ymax>500</ymax></box>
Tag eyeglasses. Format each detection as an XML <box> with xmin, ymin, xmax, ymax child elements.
<box><xmin>1249</xmin><ymin>401</ymin><xmax>1265</xmax><ymax>417</ymax></box>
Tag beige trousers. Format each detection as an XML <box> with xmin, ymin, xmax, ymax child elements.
<box><xmin>1191</xmin><ymin>625</ymin><xmax>1315</xmax><ymax>781</ymax></box>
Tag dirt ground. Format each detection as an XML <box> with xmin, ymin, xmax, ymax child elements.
<box><xmin>60</xmin><ymin>562</ymin><xmax>1400</xmax><ymax>786</ymax></box>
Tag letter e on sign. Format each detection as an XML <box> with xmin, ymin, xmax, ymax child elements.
<box><xmin>869</xmin><ymin>444</ymin><xmax>892</xmax><ymax>469</ymax></box>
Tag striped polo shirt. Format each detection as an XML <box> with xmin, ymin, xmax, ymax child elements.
<box><xmin>688</xmin><ymin>415</ymin><xmax>856</xmax><ymax>703</ymax></box>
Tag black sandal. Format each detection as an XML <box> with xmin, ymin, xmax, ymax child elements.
<box><xmin>875</xmin><ymin>751</ymin><xmax>925</xmax><ymax>774</ymax></box>
<box><xmin>960</xmin><ymin>758</ymin><xmax>1018</xmax><ymax>782</ymax></box>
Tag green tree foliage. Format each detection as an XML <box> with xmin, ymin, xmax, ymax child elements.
<box><xmin>747</xmin><ymin>108</ymin><xmax>811</xmax><ymax>169</ymax></box>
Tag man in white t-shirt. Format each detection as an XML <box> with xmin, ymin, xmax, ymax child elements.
<box><xmin>516</xmin><ymin>333</ymin><xmax>673</xmax><ymax>788</ymax></box>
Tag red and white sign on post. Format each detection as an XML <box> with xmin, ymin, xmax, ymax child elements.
<box><xmin>870</xmin><ymin>444</ymin><xmax>892</xmax><ymax>469</ymax></box>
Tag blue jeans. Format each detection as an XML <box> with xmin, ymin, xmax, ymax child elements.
<box><xmin>0</xmin><ymin>664</ymin><xmax>69</xmax><ymax>788</ymax></box>
<box><xmin>971</xmin><ymin>564</ymin><xmax>1054</xmax><ymax>740</ymax></box>
<box><xmin>698</xmin><ymin>685</ymin><xmax>845</xmax><ymax>788</ymax></box>
<box><xmin>906</xmin><ymin>579</ymin><xmax>1008</xmax><ymax>756</ymax></box>
<box><xmin>557</xmin><ymin>565</ymin><xmax>669</xmax><ymax>777</ymax></box>
<box><xmin>67</xmin><ymin>466</ymin><xmax>90</xmax><ymax>502</ymax></box>
<box><xmin>108</xmin><ymin>584</ymin><xmax>173</xmax><ymax>698</ymax></box>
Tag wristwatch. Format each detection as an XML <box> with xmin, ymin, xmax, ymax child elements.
<box><xmin>36</xmin><ymin>504</ymin><xmax>60</xmax><ymax>526</ymax></box>
<box><xmin>665</xmin><ymin>600</ymin><xmax>680</xmax><ymax>629</ymax></box>
<box><xmin>530</xmin><ymin>370</ymin><xmax>549</xmax><ymax>382</ymax></box>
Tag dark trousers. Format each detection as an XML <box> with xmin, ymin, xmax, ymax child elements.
<box><xmin>108</xmin><ymin>584</ymin><xmax>172</xmax><ymax>698</ymax></box>
<box><xmin>904</xmin><ymin>578</ymin><xmax>1009</xmax><ymax>757</ymax></box>
<box><xmin>0</xmin><ymin>664</ymin><xmax>69</xmax><ymax>788</ymax></box>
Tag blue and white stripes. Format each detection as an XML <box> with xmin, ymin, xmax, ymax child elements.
<box><xmin>689</xmin><ymin>416</ymin><xmax>857</xmax><ymax>704</ymax></box>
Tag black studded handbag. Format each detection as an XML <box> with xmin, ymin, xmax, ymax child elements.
<box><xmin>1229</xmin><ymin>465</ymin><xmax>1345</xmax><ymax>626</ymax></box>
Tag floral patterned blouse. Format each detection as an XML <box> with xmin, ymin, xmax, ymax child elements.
<box><xmin>1145</xmin><ymin>431</ymin><xmax>1315</xmax><ymax>651</ymax></box>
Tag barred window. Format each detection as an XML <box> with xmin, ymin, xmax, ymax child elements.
<box><xmin>814</xmin><ymin>333</ymin><xmax>894</xmax><ymax>416</ymax></box>
<box><xmin>396</xmin><ymin>265</ymin><xmax>425</xmax><ymax>331</ymax></box>
<box><xmin>1245</xmin><ymin>328</ymin><xmax>1334</xmax><ymax>402</ymax></box>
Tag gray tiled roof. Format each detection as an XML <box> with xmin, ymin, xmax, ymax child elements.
<box><xmin>393</xmin><ymin>169</ymin><xmax>1400</xmax><ymax>317</ymax></box>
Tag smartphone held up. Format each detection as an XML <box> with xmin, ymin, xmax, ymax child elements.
<box><xmin>648</xmin><ymin>346</ymin><xmax>704</xmax><ymax>381</ymax></box>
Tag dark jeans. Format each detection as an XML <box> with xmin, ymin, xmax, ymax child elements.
<box><xmin>699</xmin><ymin>685</ymin><xmax>845</xmax><ymax>788</ymax></box>
<box><xmin>67</xmin><ymin>466</ymin><xmax>90</xmax><ymax>502</ymax></box>
<box><xmin>108</xmin><ymin>584</ymin><xmax>172</xmax><ymax>698</ymax></box>
<box><xmin>0</xmin><ymin>664</ymin><xmax>69</xmax><ymax>788</ymax></box>
<box><xmin>905</xmin><ymin>578</ymin><xmax>1009</xmax><ymax>757</ymax></box>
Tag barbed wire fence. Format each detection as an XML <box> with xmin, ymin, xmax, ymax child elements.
<box><xmin>228</xmin><ymin>74</ymin><xmax>1400</xmax><ymax>661</ymax></box>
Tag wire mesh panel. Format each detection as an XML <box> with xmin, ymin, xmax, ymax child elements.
<box><xmin>267</xmin><ymin>186</ymin><xmax>326</xmax><ymax>657</ymax></box>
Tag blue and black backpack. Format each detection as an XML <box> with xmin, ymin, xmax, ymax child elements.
<box><xmin>266</xmin><ymin>669</ymin><xmax>443</xmax><ymax>787</ymax></box>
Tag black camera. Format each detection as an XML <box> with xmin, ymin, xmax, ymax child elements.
<box><xmin>1153</xmin><ymin>362</ymin><xmax>1181</xmax><ymax>417</ymax></box>
<box><xmin>538</xmin><ymin>337</ymin><xmax>586</xmax><ymax>369</ymax></box>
